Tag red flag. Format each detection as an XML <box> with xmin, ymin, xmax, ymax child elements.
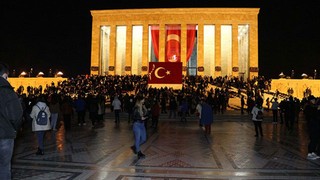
<box><xmin>166</xmin><ymin>25</ymin><xmax>181</xmax><ymax>62</ymax></box>
<box><xmin>148</xmin><ymin>62</ymin><xmax>182</xmax><ymax>84</ymax></box>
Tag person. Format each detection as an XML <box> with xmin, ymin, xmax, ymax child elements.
<box><xmin>251</xmin><ymin>103</ymin><xmax>264</xmax><ymax>137</ymax></box>
<box><xmin>180</xmin><ymin>99</ymin><xmax>188</xmax><ymax>122</ymax></box>
<box><xmin>160</xmin><ymin>96</ymin><xmax>167</xmax><ymax>114</ymax></box>
<box><xmin>130</xmin><ymin>95</ymin><xmax>148</xmax><ymax>159</ymax></box>
<box><xmin>0</xmin><ymin>62</ymin><xmax>23</xmax><ymax>179</ymax></box>
<box><xmin>112</xmin><ymin>95</ymin><xmax>122</xmax><ymax>126</ymax></box>
<box><xmin>151</xmin><ymin>100</ymin><xmax>161</xmax><ymax>129</ymax></box>
<box><xmin>196</xmin><ymin>99</ymin><xmax>202</xmax><ymax>126</ymax></box>
<box><xmin>73</xmin><ymin>94</ymin><xmax>86</xmax><ymax>126</ymax></box>
<box><xmin>60</xmin><ymin>96</ymin><xmax>74</xmax><ymax>131</ymax></box>
<box><xmin>127</xmin><ymin>95</ymin><xmax>135</xmax><ymax>123</ymax></box>
<box><xmin>279</xmin><ymin>99</ymin><xmax>286</xmax><ymax>124</ymax></box>
<box><xmin>48</xmin><ymin>93</ymin><xmax>60</xmax><ymax>131</ymax></box>
<box><xmin>168</xmin><ymin>96</ymin><xmax>177</xmax><ymax>119</ymax></box>
<box><xmin>240</xmin><ymin>95</ymin><xmax>245</xmax><ymax>114</ymax></box>
<box><xmin>200</xmin><ymin>99</ymin><xmax>213</xmax><ymax>135</ymax></box>
<box><xmin>303</xmin><ymin>96</ymin><xmax>320</xmax><ymax>160</ymax></box>
<box><xmin>88</xmin><ymin>94</ymin><xmax>99</xmax><ymax>128</ymax></box>
<box><xmin>97</xmin><ymin>95</ymin><xmax>106</xmax><ymax>127</ymax></box>
<box><xmin>30</xmin><ymin>95</ymin><xmax>51</xmax><ymax>155</ymax></box>
<box><xmin>270</xmin><ymin>98</ymin><xmax>279</xmax><ymax>124</ymax></box>
<box><xmin>285</xmin><ymin>96</ymin><xmax>296</xmax><ymax>131</ymax></box>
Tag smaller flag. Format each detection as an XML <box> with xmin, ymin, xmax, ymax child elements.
<box><xmin>148</xmin><ymin>62</ymin><xmax>182</xmax><ymax>84</ymax></box>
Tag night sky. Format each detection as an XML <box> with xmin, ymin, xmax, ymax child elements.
<box><xmin>1</xmin><ymin>0</ymin><xmax>320</xmax><ymax>78</ymax></box>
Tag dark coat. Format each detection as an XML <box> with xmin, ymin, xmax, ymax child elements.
<box><xmin>200</xmin><ymin>102</ymin><xmax>213</xmax><ymax>125</ymax></box>
<box><xmin>0</xmin><ymin>77</ymin><xmax>23</xmax><ymax>139</ymax></box>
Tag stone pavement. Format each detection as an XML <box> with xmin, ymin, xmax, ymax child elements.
<box><xmin>11</xmin><ymin>107</ymin><xmax>320</xmax><ymax>180</ymax></box>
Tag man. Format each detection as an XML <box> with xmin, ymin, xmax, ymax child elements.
<box><xmin>112</xmin><ymin>95</ymin><xmax>122</xmax><ymax>126</ymax></box>
<box><xmin>73</xmin><ymin>94</ymin><xmax>86</xmax><ymax>126</ymax></box>
<box><xmin>240</xmin><ymin>95</ymin><xmax>245</xmax><ymax>115</ymax></box>
<box><xmin>270</xmin><ymin>98</ymin><xmax>279</xmax><ymax>124</ymax></box>
<box><xmin>303</xmin><ymin>96</ymin><xmax>320</xmax><ymax>160</ymax></box>
<box><xmin>0</xmin><ymin>62</ymin><xmax>23</xmax><ymax>179</ymax></box>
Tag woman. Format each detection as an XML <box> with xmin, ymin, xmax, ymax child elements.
<box><xmin>130</xmin><ymin>95</ymin><xmax>148</xmax><ymax>159</ymax></box>
<box><xmin>200</xmin><ymin>99</ymin><xmax>213</xmax><ymax>135</ymax></box>
<box><xmin>30</xmin><ymin>95</ymin><xmax>51</xmax><ymax>155</ymax></box>
<box><xmin>251</xmin><ymin>103</ymin><xmax>264</xmax><ymax>137</ymax></box>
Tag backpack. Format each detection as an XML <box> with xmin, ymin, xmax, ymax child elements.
<box><xmin>36</xmin><ymin>105</ymin><xmax>48</xmax><ymax>125</ymax></box>
<box><xmin>256</xmin><ymin>110</ymin><xmax>263</xmax><ymax>120</ymax></box>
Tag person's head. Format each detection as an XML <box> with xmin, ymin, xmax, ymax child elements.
<box><xmin>0</xmin><ymin>62</ymin><xmax>9</xmax><ymax>80</ymax></box>
<box><xmin>36</xmin><ymin>95</ymin><xmax>46</xmax><ymax>103</ymax></box>
<box><xmin>135</xmin><ymin>95</ymin><xmax>145</xmax><ymax>106</ymax></box>
<box><xmin>256</xmin><ymin>103</ymin><xmax>262</xmax><ymax>109</ymax></box>
<box><xmin>308</xmin><ymin>95</ymin><xmax>316</xmax><ymax>104</ymax></box>
<box><xmin>289</xmin><ymin>96</ymin><xmax>293</xmax><ymax>102</ymax></box>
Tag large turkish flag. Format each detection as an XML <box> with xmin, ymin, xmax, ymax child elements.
<box><xmin>148</xmin><ymin>62</ymin><xmax>182</xmax><ymax>84</ymax></box>
<box><xmin>166</xmin><ymin>25</ymin><xmax>181</xmax><ymax>62</ymax></box>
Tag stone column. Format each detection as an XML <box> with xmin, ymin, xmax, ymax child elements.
<box><xmin>180</xmin><ymin>24</ymin><xmax>187</xmax><ymax>76</ymax></box>
<box><xmin>125</xmin><ymin>25</ymin><xmax>132</xmax><ymax>75</ymax></box>
<box><xmin>159</xmin><ymin>24</ymin><xmax>165</xmax><ymax>62</ymax></box>
<box><xmin>215</xmin><ymin>24</ymin><xmax>222</xmax><ymax>77</ymax></box>
<box><xmin>141</xmin><ymin>24</ymin><xmax>149</xmax><ymax>75</ymax></box>
<box><xmin>197</xmin><ymin>23</ymin><xmax>204</xmax><ymax>76</ymax></box>
<box><xmin>232</xmin><ymin>24</ymin><xmax>239</xmax><ymax>77</ymax></box>
<box><xmin>90</xmin><ymin>17</ymin><xmax>100</xmax><ymax>75</ymax></box>
<box><xmin>108</xmin><ymin>24</ymin><xmax>116</xmax><ymax>75</ymax></box>
<box><xmin>249</xmin><ymin>21</ymin><xmax>259</xmax><ymax>79</ymax></box>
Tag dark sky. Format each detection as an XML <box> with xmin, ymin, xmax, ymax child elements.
<box><xmin>1</xmin><ymin>0</ymin><xmax>320</xmax><ymax>78</ymax></box>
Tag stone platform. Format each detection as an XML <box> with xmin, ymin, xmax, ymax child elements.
<box><xmin>11</xmin><ymin>107</ymin><xmax>320</xmax><ymax>180</ymax></box>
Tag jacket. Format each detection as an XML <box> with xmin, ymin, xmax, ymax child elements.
<box><xmin>0</xmin><ymin>77</ymin><xmax>23</xmax><ymax>139</ymax></box>
<box><xmin>200</xmin><ymin>102</ymin><xmax>213</xmax><ymax>125</ymax></box>
<box><xmin>30</xmin><ymin>101</ymin><xmax>51</xmax><ymax>131</ymax></box>
<box><xmin>112</xmin><ymin>98</ymin><xmax>121</xmax><ymax>110</ymax></box>
<box><xmin>251</xmin><ymin>105</ymin><xmax>263</xmax><ymax>121</ymax></box>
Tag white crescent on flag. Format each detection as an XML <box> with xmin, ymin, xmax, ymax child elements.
<box><xmin>155</xmin><ymin>67</ymin><xmax>166</xmax><ymax>79</ymax></box>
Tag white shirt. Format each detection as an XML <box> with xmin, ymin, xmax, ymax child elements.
<box><xmin>112</xmin><ymin>98</ymin><xmax>121</xmax><ymax>110</ymax></box>
<box><xmin>251</xmin><ymin>106</ymin><xmax>263</xmax><ymax>121</ymax></box>
<box><xmin>196</xmin><ymin>103</ymin><xmax>202</xmax><ymax>118</ymax></box>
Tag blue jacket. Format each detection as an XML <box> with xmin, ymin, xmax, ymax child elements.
<box><xmin>200</xmin><ymin>102</ymin><xmax>213</xmax><ymax>125</ymax></box>
<box><xmin>74</xmin><ymin>98</ymin><xmax>86</xmax><ymax>112</ymax></box>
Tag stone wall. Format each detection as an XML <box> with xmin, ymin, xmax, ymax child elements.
<box><xmin>271</xmin><ymin>79</ymin><xmax>320</xmax><ymax>99</ymax></box>
<box><xmin>8</xmin><ymin>77</ymin><xmax>67</xmax><ymax>94</ymax></box>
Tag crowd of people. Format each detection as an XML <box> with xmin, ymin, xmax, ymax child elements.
<box><xmin>14</xmin><ymin>74</ymin><xmax>319</xmax><ymax>158</ymax></box>
<box><xmin>1</xmin><ymin>61</ymin><xmax>320</xmax><ymax>178</ymax></box>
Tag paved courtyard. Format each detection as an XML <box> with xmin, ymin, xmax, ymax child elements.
<box><xmin>11</xmin><ymin>107</ymin><xmax>320</xmax><ymax>180</ymax></box>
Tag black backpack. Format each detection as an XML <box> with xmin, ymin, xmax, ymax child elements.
<box><xmin>256</xmin><ymin>110</ymin><xmax>263</xmax><ymax>120</ymax></box>
<box><xmin>36</xmin><ymin>105</ymin><xmax>48</xmax><ymax>125</ymax></box>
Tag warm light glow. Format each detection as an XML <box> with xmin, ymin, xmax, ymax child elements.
<box><xmin>37</xmin><ymin>72</ymin><xmax>44</xmax><ymax>77</ymax></box>
<box><xmin>56</xmin><ymin>71</ymin><xmax>63</xmax><ymax>77</ymax></box>
<box><xmin>19</xmin><ymin>71</ymin><xmax>27</xmax><ymax>77</ymax></box>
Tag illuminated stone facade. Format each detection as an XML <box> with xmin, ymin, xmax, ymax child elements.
<box><xmin>90</xmin><ymin>8</ymin><xmax>259</xmax><ymax>79</ymax></box>
<box><xmin>271</xmin><ymin>79</ymin><xmax>320</xmax><ymax>99</ymax></box>
<box><xmin>9</xmin><ymin>77</ymin><xmax>67</xmax><ymax>94</ymax></box>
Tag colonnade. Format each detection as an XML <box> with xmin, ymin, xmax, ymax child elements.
<box><xmin>90</xmin><ymin>8</ymin><xmax>259</xmax><ymax>80</ymax></box>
